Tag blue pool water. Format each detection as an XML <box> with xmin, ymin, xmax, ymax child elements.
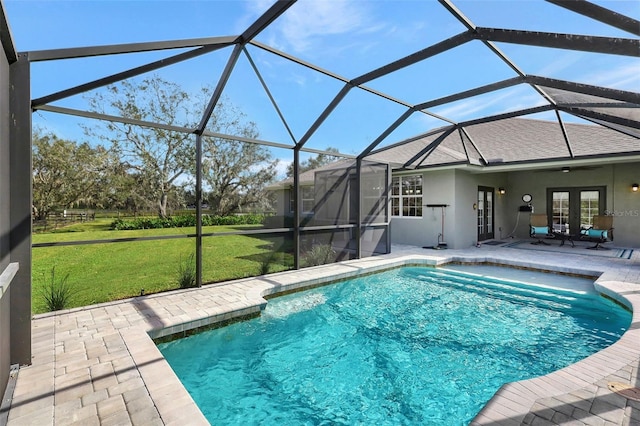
<box><xmin>157</xmin><ymin>266</ymin><xmax>631</xmax><ymax>425</ymax></box>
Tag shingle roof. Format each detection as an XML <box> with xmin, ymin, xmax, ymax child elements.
<box><xmin>268</xmin><ymin>159</ymin><xmax>356</xmax><ymax>188</ymax></box>
<box><xmin>365</xmin><ymin>117</ymin><xmax>640</xmax><ymax>169</ymax></box>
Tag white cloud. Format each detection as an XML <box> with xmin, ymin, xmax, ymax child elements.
<box><xmin>432</xmin><ymin>87</ymin><xmax>545</xmax><ymax>121</ymax></box>
<box><xmin>581</xmin><ymin>64</ymin><xmax>640</xmax><ymax>91</ymax></box>
<box><xmin>534</xmin><ymin>51</ymin><xmax>585</xmax><ymax>77</ymax></box>
<box><xmin>271</xmin><ymin>0</ymin><xmax>375</xmax><ymax>54</ymax></box>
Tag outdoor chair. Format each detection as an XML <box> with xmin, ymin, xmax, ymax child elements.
<box><xmin>530</xmin><ymin>213</ymin><xmax>554</xmax><ymax>245</ymax></box>
<box><xmin>580</xmin><ymin>215</ymin><xmax>614</xmax><ymax>249</ymax></box>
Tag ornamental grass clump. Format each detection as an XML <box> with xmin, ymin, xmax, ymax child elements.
<box><xmin>177</xmin><ymin>252</ymin><xmax>197</xmax><ymax>288</ymax></box>
<box><xmin>41</xmin><ymin>266</ymin><xmax>75</xmax><ymax>312</ymax></box>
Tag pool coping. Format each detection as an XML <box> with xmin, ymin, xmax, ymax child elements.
<box><xmin>6</xmin><ymin>245</ymin><xmax>640</xmax><ymax>425</ymax></box>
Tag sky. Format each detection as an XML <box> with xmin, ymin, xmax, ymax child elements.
<box><xmin>4</xmin><ymin>0</ymin><xmax>640</xmax><ymax>175</ymax></box>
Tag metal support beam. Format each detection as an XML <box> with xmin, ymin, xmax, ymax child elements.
<box><xmin>243</xmin><ymin>47</ymin><xmax>297</xmax><ymax>145</ymax></box>
<box><xmin>555</xmin><ymin>110</ymin><xmax>575</xmax><ymax>158</ymax></box>
<box><xmin>459</xmin><ymin>127</ymin><xmax>489</xmax><ymax>165</ymax></box>
<box><xmin>438</xmin><ymin>0</ymin><xmax>559</xmax><ymax>114</ymax></box>
<box><xmin>240</xmin><ymin>0</ymin><xmax>297</xmax><ymax>42</ymax></box>
<box><xmin>293</xmin><ymin>148</ymin><xmax>300</xmax><ymax>269</ymax></box>
<box><xmin>546</xmin><ymin>0</ymin><xmax>640</xmax><ymax>37</ymax></box>
<box><xmin>474</xmin><ymin>27</ymin><xmax>640</xmax><ymax>57</ymax></box>
<box><xmin>195</xmin><ymin>134</ymin><xmax>203</xmax><ymax>287</ymax></box>
<box><xmin>438</xmin><ymin>0</ymin><xmax>475</xmax><ymax>30</ymax></box>
<box><xmin>196</xmin><ymin>43</ymin><xmax>243</xmax><ymax>133</ymax></box>
<box><xmin>295</xmin><ymin>84</ymin><xmax>352</xmax><ymax>150</ymax></box>
<box><xmin>525</xmin><ymin>75</ymin><xmax>640</xmax><ymax>104</ymax></box>
<box><xmin>571</xmin><ymin>116</ymin><xmax>640</xmax><ymax>139</ymax></box>
<box><xmin>26</xmin><ymin>36</ymin><xmax>237</xmax><ymax>62</ymax></box>
<box><xmin>557</xmin><ymin>106</ymin><xmax>640</xmax><ymax>129</ymax></box>
<box><xmin>416</xmin><ymin>77</ymin><xmax>524</xmax><ymax>110</ymax></box>
<box><xmin>415</xmin><ymin>127</ymin><xmax>458</xmax><ymax>169</ymax></box>
<box><xmin>359</xmin><ymin>109</ymin><xmax>414</xmax><ymax>159</ymax></box>
<box><xmin>352</xmin><ymin>31</ymin><xmax>474</xmax><ymax>86</ymax></box>
<box><xmin>458</xmin><ymin>104</ymin><xmax>555</xmax><ymax>127</ymax></box>
<box><xmin>355</xmin><ymin>158</ymin><xmax>362</xmax><ymax>259</ymax></box>
<box><xmin>34</xmin><ymin>104</ymin><xmax>296</xmax><ymax>150</ymax></box>
<box><xmin>9</xmin><ymin>53</ymin><xmax>31</xmax><ymax>366</ymax></box>
<box><xmin>32</xmin><ymin>44</ymin><xmax>232</xmax><ymax>108</ymax></box>
<box><xmin>249</xmin><ymin>40</ymin><xmax>349</xmax><ymax>83</ymax></box>
<box><xmin>249</xmin><ymin>40</ymin><xmax>448</xmax><ymax>124</ymax></box>
<box><xmin>370</xmin><ymin>126</ymin><xmax>451</xmax><ymax>157</ymax></box>
<box><xmin>403</xmin><ymin>126</ymin><xmax>457</xmax><ymax>168</ymax></box>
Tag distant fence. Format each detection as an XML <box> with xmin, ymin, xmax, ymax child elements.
<box><xmin>33</xmin><ymin>210</ymin><xmax>96</xmax><ymax>233</ymax></box>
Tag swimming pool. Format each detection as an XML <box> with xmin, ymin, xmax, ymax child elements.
<box><xmin>157</xmin><ymin>266</ymin><xmax>631</xmax><ymax>425</ymax></box>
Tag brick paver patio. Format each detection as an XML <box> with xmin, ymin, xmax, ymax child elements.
<box><xmin>4</xmin><ymin>243</ymin><xmax>640</xmax><ymax>425</ymax></box>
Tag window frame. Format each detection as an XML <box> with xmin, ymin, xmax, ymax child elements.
<box><xmin>391</xmin><ymin>174</ymin><xmax>423</xmax><ymax>218</ymax></box>
<box><xmin>289</xmin><ymin>185</ymin><xmax>315</xmax><ymax>214</ymax></box>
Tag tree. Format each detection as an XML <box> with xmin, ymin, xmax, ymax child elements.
<box><xmin>87</xmin><ymin>75</ymin><xmax>278</xmax><ymax>218</ymax></box>
<box><xmin>201</xmin><ymin>98</ymin><xmax>279</xmax><ymax>216</ymax></box>
<box><xmin>285</xmin><ymin>147</ymin><xmax>341</xmax><ymax>178</ymax></box>
<box><xmin>86</xmin><ymin>76</ymin><xmax>193</xmax><ymax>218</ymax></box>
<box><xmin>32</xmin><ymin>131</ymin><xmax>116</xmax><ymax>220</ymax></box>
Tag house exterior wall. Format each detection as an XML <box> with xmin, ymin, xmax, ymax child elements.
<box><xmin>609</xmin><ymin>163</ymin><xmax>640</xmax><ymax>248</ymax></box>
<box><xmin>391</xmin><ymin>170</ymin><xmax>454</xmax><ymax>248</ymax></box>
<box><xmin>503</xmin><ymin>162</ymin><xmax>640</xmax><ymax>247</ymax></box>
<box><xmin>390</xmin><ymin>169</ymin><xmax>509</xmax><ymax>249</ymax></box>
<box><xmin>273</xmin><ymin>186</ymin><xmax>289</xmax><ymax>217</ymax></box>
<box><xmin>273</xmin><ymin>161</ymin><xmax>640</xmax><ymax>249</ymax></box>
<box><xmin>453</xmin><ymin>170</ymin><xmax>508</xmax><ymax>248</ymax></box>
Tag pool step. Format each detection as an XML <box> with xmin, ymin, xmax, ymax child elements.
<box><xmin>407</xmin><ymin>268</ymin><xmax>597</xmax><ymax>313</ymax></box>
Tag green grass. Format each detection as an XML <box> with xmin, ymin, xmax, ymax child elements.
<box><xmin>32</xmin><ymin>220</ymin><xmax>293</xmax><ymax>314</ymax></box>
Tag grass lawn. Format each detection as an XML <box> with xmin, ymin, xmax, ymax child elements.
<box><xmin>32</xmin><ymin>219</ymin><xmax>294</xmax><ymax>314</ymax></box>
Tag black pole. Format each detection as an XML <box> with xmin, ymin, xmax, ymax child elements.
<box><xmin>195</xmin><ymin>133</ymin><xmax>203</xmax><ymax>287</ymax></box>
<box><xmin>293</xmin><ymin>148</ymin><xmax>300</xmax><ymax>269</ymax></box>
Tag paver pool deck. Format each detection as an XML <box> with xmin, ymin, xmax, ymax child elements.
<box><xmin>4</xmin><ymin>243</ymin><xmax>640</xmax><ymax>425</ymax></box>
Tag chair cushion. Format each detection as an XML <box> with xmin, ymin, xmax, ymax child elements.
<box><xmin>531</xmin><ymin>226</ymin><xmax>549</xmax><ymax>235</ymax></box>
<box><xmin>580</xmin><ymin>229</ymin><xmax>608</xmax><ymax>239</ymax></box>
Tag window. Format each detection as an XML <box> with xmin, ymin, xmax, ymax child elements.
<box><xmin>289</xmin><ymin>186</ymin><xmax>315</xmax><ymax>213</ymax></box>
<box><xmin>391</xmin><ymin>175</ymin><xmax>422</xmax><ymax>217</ymax></box>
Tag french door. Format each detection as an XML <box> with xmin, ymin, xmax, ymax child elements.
<box><xmin>547</xmin><ymin>186</ymin><xmax>606</xmax><ymax>235</ymax></box>
<box><xmin>477</xmin><ymin>186</ymin><xmax>494</xmax><ymax>241</ymax></box>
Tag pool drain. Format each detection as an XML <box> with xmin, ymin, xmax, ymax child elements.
<box><xmin>607</xmin><ymin>382</ymin><xmax>640</xmax><ymax>402</ymax></box>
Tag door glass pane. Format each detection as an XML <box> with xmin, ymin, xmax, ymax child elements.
<box><xmin>552</xmin><ymin>192</ymin><xmax>569</xmax><ymax>234</ymax></box>
<box><xmin>486</xmin><ymin>192</ymin><xmax>493</xmax><ymax>233</ymax></box>
<box><xmin>580</xmin><ymin>191</ymin><xmax>600</xmax><ymax>229</ymax></box>
<box><xmin>477</xmin><ymin>191</ymin><xmax>485</xmax><ymax>234</ymax></box>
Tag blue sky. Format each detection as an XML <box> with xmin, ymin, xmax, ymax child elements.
<box><xmin>4</xmin><ymin>0</ymin><xmax>640</xmax><ymax>172</ymax></box>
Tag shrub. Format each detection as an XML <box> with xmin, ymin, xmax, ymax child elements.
<box><xmin>177</xmin><ymin>253</ymin><xmax>197</xmax><ymax>289</ymax></box>
<box><xmin>110</xmin><ymin>214</ymin><xmax>266</xmax><ymax>230</ymax></box>
<box><xmin>41</xmin><ymin>266</ymin><xmax>74</xmax><ymax>311</ymax></box>
<box><xmin>301</xmin><ymin>244</ymin><xmax>336</xmax><ymax>267</ymax></box>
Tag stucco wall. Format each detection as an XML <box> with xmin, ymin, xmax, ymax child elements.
<box><xmin>390</xmin><ymin>169</ymin><xmax>509</xmax><ymax>249</ymax></box>
<box><xmin>453</xmin><ymin>170</ymin><xmax>508</xmax><ymax>248</ymax></box>
<box><xmin>390</xmin><ymin>170</ymin><xmax>453</xmax><ymax>248</ymax></box>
